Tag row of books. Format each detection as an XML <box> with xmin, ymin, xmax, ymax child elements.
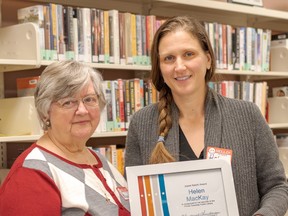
<box><xmin>97</xmin><ymin>78</ymin><xmax>159</xmax><ymax>133</ymax></box>
<box><xmin>204</xmin><ymin>22</ymin><xmax>271</xmax><ymax>72</ymax></box>
<box><xmin>17</xmin><ymin>4</ymin><xmax>165</xmax><ymax>65</ymax></box>
<box><xmin>94</xmin><ymin>78</ymin><xmax>268</xmax><ymax>133</ymax></box>
<box><xmin>17</xmin><ymin>4</ymin><xmax>272</xmax><ymax>72</ymax></box>
<box><xmin>208</xmin><ymin>81</ymin><xmax>267</xmax><ymax>116</ymax></box>
<box><xmin>90</xmin><ymin>145</ymin><xmax>125</xmax><ymax>175</ymax></box>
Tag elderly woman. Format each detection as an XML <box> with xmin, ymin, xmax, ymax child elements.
<box><xmin>0</xmin><ymin>61</ymin><xmax>130</xmax><ymax>216</ymax></box>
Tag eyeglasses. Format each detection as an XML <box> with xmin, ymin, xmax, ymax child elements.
<box><xmin>56</xmin><ymin>94</ymin><xmax>99</xmax><ymax>110</ymax></box>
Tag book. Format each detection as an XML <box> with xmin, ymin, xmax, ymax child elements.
<box><xmin>119</xmin><ymin>12</ymin><xmax>126</xmax><ymax>65</ymax></box>
<box><xmin>117</xmin><ymin>79</ymin><xmax>125</xmax><ymax>131</ymax></box>
<box><xmin>124</xmin><ymin>12</ymin><xmax>133</xmax><ymax>65</ymax></box>
<box><xmin>72</xmin><ymin>8</ymin><xmax>78</xmax><ymax>61</ymax></box>
<box><xmin>135</xmin><ymin>14</ymin><xmax>143</xmax><ymax>65</ymax></box>
<box><xmin>91</xmin><ymin>8</ymin><xmax>100</xmax><ymax>63</ymax></box>
<box><xmin>124</xmin><ymin>80</ymin><xmax>131</xmax><ymax>130</ymax></box>
<box><xmin>129</xmin><ymin>79</ymin><xmax>135</xmax><ymax>116</ymax></box>
<box><xmin>103</xmin><ymin>10</ymin><xmax>110</xmax><ymax>63</ymax></box>
<box><xmin>63</xmin><ymin>6</ymin><xmax>75</xmax><ymax>60</ymax></box>
<box><xmin>111</xmin><ymin>80</ymin><xmax>121</xmax><ymax>131</ymax></box>
<box><xmin>78</xmin><ymin>8</ymin><xmax>92</xmax><ymax>62</ymax></box>
<box><xmin>108</xmin><ymin>9</ymin><xmax>120</xmax><ymax>64</ymax></box>
<box><xmin>57</xmin><ymin>4</ymin><xmax>65</xmax><ymax>60</ymax></box>
<box><xmin>130</xmin><ymin>13</ymin><xmax>137</xmax><ymax>65</ymax></box>
<box><xmin>134</xmin><ymin>78</ymin><xmax>141</xmax><ymax>112</ymax></box>
<box><xmin>16</xmin><ymin>76</ymin><xmax>40</xmax><ymax>97</ymax></box>
<box><xmin>116</xmin><ymin>148</ymin><xmax>125</xmax><ymax>175</ymax></box>
<box><xmin>98</xmin><ymin>9</ymin><xmax>105</xmax><ymax>63</ymax></box>
<box><xmin>49</xmin><ymin>3</ymin><xmax>58</xmax><ymax>60</ymax></box>
<box><xmin>146</xmin><ymin>15</ymin><xmax>156</xmax><ymax>65</ymax></box>
<box><xmin>43</xmin><ymin>5</ymin><xmax>51</xmax><ymax>60</ymax></box>
<box><xmin>141</xmin><ymin>15</ymin><xmax>148</xmax><ymax>65</ymax></box>
<box><xmin>102</xmin><ymin>80</ymin><xmax>114</xmax><ymax>132</ymax></box>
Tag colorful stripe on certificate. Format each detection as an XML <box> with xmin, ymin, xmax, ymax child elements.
<box><xmin>137</xmin><ymin>174</ymin><xmax>170</xmax><ymax>216</ymax></box>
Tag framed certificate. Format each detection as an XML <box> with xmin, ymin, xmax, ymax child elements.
<box><xmin>126</xmin><ymin>159</ymin><xmax>239</xmax><ymax>216</ymax></box>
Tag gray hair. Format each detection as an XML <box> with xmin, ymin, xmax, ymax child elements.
<box><xmin>34</xmin><ymin>60</ymin><xmax>106</xmax><ymax>130</ymax></box>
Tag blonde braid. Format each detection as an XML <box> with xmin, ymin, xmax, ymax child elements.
<box><xmin>149</xmin><ymin>87</ymin><xmax>176</xmax><ymax>164</ymax></box>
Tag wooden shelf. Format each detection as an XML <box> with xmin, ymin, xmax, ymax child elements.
<box><xmin>269</xmin><ymin>123</ymin><xmax>288</xmax><ymax>129</ymax></box>
<box><xmin>0</xmin><ymin>131</ymin><xmax>128</xmax><ymax>143</ymax></box>
<box><xmin>151</xmin><ymin>0</ymin><xmax>288</xmax><ymax>32</ymax></box>
<box><xmin>40</xmin><ymin>60</ymin><xmax>151</xmax><ymax>71</ymax></box>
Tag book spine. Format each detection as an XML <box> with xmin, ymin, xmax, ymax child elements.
<box><xmin>141</xmin><ymin>15</ymin><xmax>147</xmax><ymax>65</ymax></box>
<box><xmin>134</xmin><ymin>78</ymin><xmax>141</xmax><ymax>112</ymax></box>
<box><xmin>109</xmin><ymin>9</ymin><xmax>120</xmax><ymax>64</ymax></box>
<box><xmin>64</xmin><ymin>6</ymin><xmax>75</xmax><ymax>60</ymax></box>
<box><xmin>129</xmin><ymin>79</ymin><xmax>135</xmax><ymax>116</ymax></box>
<box><xmin>124</xmin><ymin>12</ymin><xmax>133</xmax><ymax>65</ymax></box>
<box><xmin>99</xmin><ymin>9</ymin><xmax>105</xmax><ymax>63</ymax></box>
<box><xmin>103</xmin><ymin>80</ymin><xmax>114</xmax><ymax>132</ymax></box>
<box><xmin>119</xmin><ymin>12</ymin><xmax>126</xmax><ymax>65</ymax></box>
<box><xmin>43</xmin><ymin>5</ymin><xmax>51</xmax><ymax>60</ymax></box>
<box><xmin>91</xmin><ymin>8</ymin><xmax>99</xmax><ymax>63</ymax></box>
<box><xmin>131</xmin><ymin>14</ymin><xmax>137</xmax><ymax>65</ymax></box>
<box><xmin>117</xmin><ymin>79</ymin><xmax>125</xmax><ymax>131</ymax></box>
<box><xmin>135</xmin><ymin>15</ymin><xmax>142</xmax><ymax>65</ymax></box>
<box><xmin>124</xmin><ymin>79</ymin><xmax>131</xmax><ymax>130</ymax></box>
<box><xmin>83</xmin><ymin>8</ymin><xmax>92</xmax><ymax>62</ymax></box>
<box><xmin>57</xmin><ymin>4</ymin><xmax>65</xmax><ymax>60</ymax></box>
<box><xmin>72</xmin><ymin>8</ymin><xmax>78</xmax><ymax>61</ymax></box>
<box><xmin>104</xmin><ymin>10</ymin><xmax>110</xmax><ymax>63</ymax></box>
<box><xmin>111</xmin><ymin>80</ymin><xmax>121</xmax><ymax>131</ymax></box>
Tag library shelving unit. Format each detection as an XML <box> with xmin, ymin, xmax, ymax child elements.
<box><xmin>1</xmin><ymin>0</ymin><xmax>288</xmax><ymax>166</ymax></box>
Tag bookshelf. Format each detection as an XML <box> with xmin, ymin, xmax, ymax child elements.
<box><xmin>1</xmin><ymin>0</ymin><xmax>288</xmax><ymax>166</ymax></box>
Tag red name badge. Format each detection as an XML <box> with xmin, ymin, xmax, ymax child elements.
<box><xmin>117</xmin><ymin>186</ymin><xmax>129</xmax><ymax>200</ymax></box>
<box><xmin>206</xmin><ymin>146</ymin><xmax>233</xmax><ymax>163</ymax></box>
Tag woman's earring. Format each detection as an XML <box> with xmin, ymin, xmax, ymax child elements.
<box><xmin>46</xmin><ymin>120</ymin><xmax>51</xmax><ymax>128</ymax></box>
